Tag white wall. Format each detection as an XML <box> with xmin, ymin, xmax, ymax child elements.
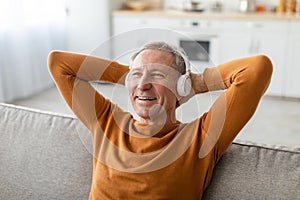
<box><xmin>65</xmin><ymin>0</ymin><xmax>110</xmax><ymax>54</ymax></box>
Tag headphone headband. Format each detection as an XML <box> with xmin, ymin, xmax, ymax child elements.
<box><xmin>173</xmin><ymin>49</ymin><xmax>191</xmax><ymax>75</ymax></box>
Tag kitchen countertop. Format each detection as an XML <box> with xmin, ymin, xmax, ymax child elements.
<box><xmin>113</xmin><ymin>9</ymin><xmax>300</xmax><ymax>21</ymax></box>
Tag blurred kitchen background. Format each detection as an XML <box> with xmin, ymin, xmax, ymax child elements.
<box><xmin>1</xmin><ymin>0</ymin><xmax>300</xmax><ymax>148</ymax></box>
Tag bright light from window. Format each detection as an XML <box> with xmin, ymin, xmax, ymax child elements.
<box><xmin>0</xmin><ymin>0</ymin><xmax>65</xmax><ymax>29</ymax></box>
<box><xmin>23</xmin><ymin>0</ymin><xmax>66</xmax><ymax>25</ymax></box>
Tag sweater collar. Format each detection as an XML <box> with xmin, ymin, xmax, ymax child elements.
<box><xmin>130</xmin><ymin>121</ymin><xmax>181</xmax><ymax>138</ymax></box>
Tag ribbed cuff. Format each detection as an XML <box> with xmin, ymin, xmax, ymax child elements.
<box><xmin>203</xmin><ymin>67</ymin><xmax>226</xmax><ymax>91</ymax></box>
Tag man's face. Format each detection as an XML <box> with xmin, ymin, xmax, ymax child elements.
<box><xmin>127</xmin><ymin>49</ymin><xmax>181</xmax><ymax>124</ymax></box>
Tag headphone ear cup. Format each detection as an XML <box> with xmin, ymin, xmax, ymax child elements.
<box><xmin>177</xmin><ymin>74</ymin><xmax>192</xmax><ymax>97</ymax></box>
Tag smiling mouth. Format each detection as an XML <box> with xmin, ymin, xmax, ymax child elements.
<box><xmin>137</xmin><ymin>96</ymin><xmax>157</xmax><ymax>101</ymax></box>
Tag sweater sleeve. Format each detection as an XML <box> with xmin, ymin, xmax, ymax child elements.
<box><xmin>48</xmin><ymin>51</ymin><xmax>129</xmax><ymax>130</ymax></box>
<box><xmin>198</xmin><ymin>55</ymin><xmax>273</xmax><ymax>159</ymax></box>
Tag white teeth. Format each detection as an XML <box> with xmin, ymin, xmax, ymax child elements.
<box><xmin>138</xmin><ymin>97</ymin><xmax>156</xmax><ymax>101</ymax></box>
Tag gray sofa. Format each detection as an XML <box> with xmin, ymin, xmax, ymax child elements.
<box><xmin>0</xmin><ymin>103</ymin><xmax>299</xmax><ymax>200</ymax></box>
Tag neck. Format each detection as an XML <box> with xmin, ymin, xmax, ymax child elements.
<box><xmin>139</xmin><ymin>115</ymin><xmax>178</xmax><ymax>125</ymax></box>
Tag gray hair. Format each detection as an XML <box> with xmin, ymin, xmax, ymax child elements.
<box><xmin>130</xmin><ymin>41</ymin><xmax>188</xmax><ymax>75</ymax></box>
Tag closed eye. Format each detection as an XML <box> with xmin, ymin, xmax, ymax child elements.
<box><xmin>151</xmin><ymin>72</ymin><xmax>165</xmax><ymax>78</ymax></box>
<box><xmin>131</xmin><ymin>71</ymin><xmax>142</xmax><ymax>77</ymax></box>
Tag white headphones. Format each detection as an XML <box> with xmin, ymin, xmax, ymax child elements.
<box><xmin>175</xmin><ymin>50</ymin><xmax>192</xmax><ymax>97</ymax></box>
<box><xmin>125</xmin><ymin>48</ymin><xmax>192</xmax><ymax>97</ymax></box>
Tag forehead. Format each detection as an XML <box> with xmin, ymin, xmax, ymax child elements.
<box><xmin>131</xmin><ymin>49</ymin><xmax>175</xmax><ymax>69</ymax></box>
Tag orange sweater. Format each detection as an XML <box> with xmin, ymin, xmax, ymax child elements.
<box><xmin>48</xmin><ymin>51</ymin><xmax>272</xmax><ymax>200</ymax></box>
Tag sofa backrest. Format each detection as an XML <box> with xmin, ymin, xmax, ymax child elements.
<box><xmin>0</xmin><ymin>103</ymin><xmax>92</xmax><ymax>200</ymax></box>
<box><xmin>202</xmin><ymin>140</ymin><xmax>300</xmax><ymax>199</ymax></box>
<box><xmin>0</xmin><ymin>103</ymin><xmax>299</xmax><ymax>199</ymax></box>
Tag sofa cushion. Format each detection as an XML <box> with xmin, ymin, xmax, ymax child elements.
<box><xmin>0</xmin><ymin>103</ymin><xmax>93</xmax><ymax>200</ymax></box>
<box><xmin>202</xmin><ymin>140</ymin><xmax>300</xmax><ymax>199</ymax></box>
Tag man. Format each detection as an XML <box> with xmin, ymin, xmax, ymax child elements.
<box><xmin>48</xmin><ymin>41</ymin><xmax>272</xmax><ymax>199</ymax></box>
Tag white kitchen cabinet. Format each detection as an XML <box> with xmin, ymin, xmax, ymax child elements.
<box><xmin>220</xmin><ymin>20</ymin><xmax>289</xmax><ymax>96</ymax></box>
<box><xmin>219</xmin><ymin>21</ymin><xmax>252</xmax><ymax>61</ymax></box>
<box><xmin>285</xmin><ymin>21</ymin><xmax>300</xmax><ymax>98</ymax></box>
<box><xmin>113</xmin><ymin>16</ymin><xmax>170</xmax><ymax>34</ymax></box>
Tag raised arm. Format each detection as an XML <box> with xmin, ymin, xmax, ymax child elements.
<box><xmin>48</xmin><ymin>51</ymin><xmax>129</xmax><ymax>129</ymax></box>
<box><xmin>193</xmin><ymin>55</ymin><xmax>273</xmax><ymax>159</ymax></box>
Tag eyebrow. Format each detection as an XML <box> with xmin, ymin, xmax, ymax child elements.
<box><xmin>131</xmin><ymin>64</ymin><xmax>177</xmax><ymax>73</ymax></box>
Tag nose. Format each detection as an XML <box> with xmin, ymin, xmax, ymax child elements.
<box><xmin>137</xmin><ymin>75</ymin><xmax>152</xmax><ymax>91</ymax></box>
